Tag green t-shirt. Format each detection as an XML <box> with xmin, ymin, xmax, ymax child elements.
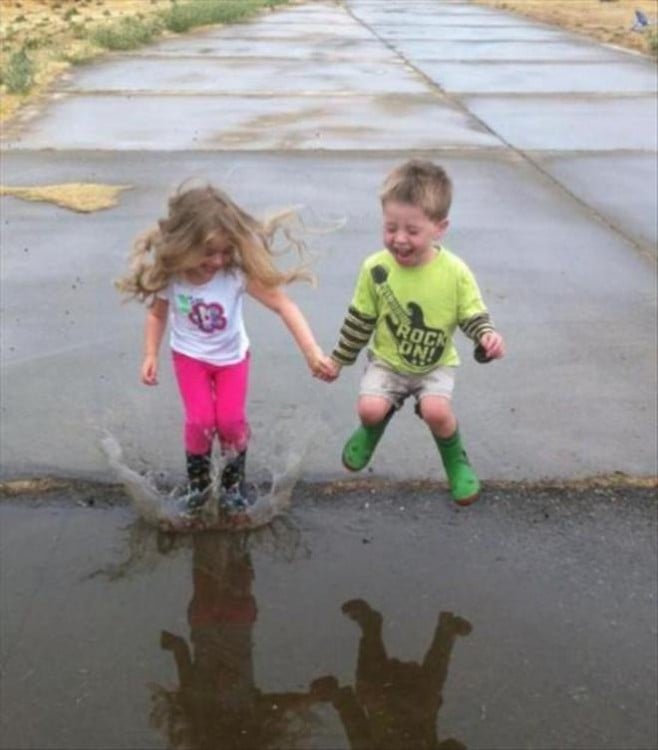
<box><xmin>349</xmin><ymin>247</ymin><xmax>488</xmax><ymax>373</ymax></box>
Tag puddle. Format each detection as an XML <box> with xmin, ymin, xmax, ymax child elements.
<box><xmin>0</xmin><ymin>486</ymin><xmax>656</xmax><ymax>749</ymax></box>
<box><xmin>101</xmin><ymin>433</ymin><xmax>302</xmax><ymax>533</ymax></box>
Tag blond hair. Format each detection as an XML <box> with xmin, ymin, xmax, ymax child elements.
<box><xmin>116</xmin><ymin>183</ymin><xmax>314</xmax><ymax>303</ymax></box>
<box><xmin>379</xmin><ymin>159</ymin><xmax>452</xmax><ymax>221</ymax></box>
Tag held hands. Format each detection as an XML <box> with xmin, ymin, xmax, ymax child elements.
<box><xmin>317</xmin><ymin>356</ymin><xmax>341</xmax><ymax>382</ymax></box>
<box><xmin>141</xmin><ymin>354</ymin><xmax>159</xmax><ymax>385</ymax></box>
<box><xmin>307</xmin><ymin>349</ymin><xmax>341</xmax><ymax>382</ymax></box>
<box><xmin>478</xmin><ymin>331</ymin><xmax>506</xmax><ymax>361</ymax></box>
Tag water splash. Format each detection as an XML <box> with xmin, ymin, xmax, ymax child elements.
<box><xmin>101</xmin><ymin>433</ymin><xmax>165</xmax><ymax>525</ymax></box>
<box><xmin>100</xmin><ymin>432</ymin><xmax>303</xmax><ymax>533</ymax></box>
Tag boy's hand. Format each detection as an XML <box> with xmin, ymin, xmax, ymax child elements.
<box><xmin>141</xmin><ymin>355</ymin><xmax>159</xmax><ymax>385</ymax></box>
<box><xmin>479</xmin><ymin>331</ymin><xmax>505</xmax><ymax>360</ymax></box>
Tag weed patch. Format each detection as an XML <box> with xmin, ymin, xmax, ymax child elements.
<box><xmin>649</xmin><ymin>30</ymin><xmax>658</xmax><ymax>55</ymax></box>
<box><xmin>0</xmin><ymin>0</ymin><xmax>294</xmax><ymax>114</ymax></box>
<box><xmin>160</xmin><ymin>0</ymin><xmax>264</xmax><ymax>33</ymax></box>
<box><xmin>91</xmin><ymin>16</ymin><xmax>163</xmax><ymax>51</ymax></box>
<box><xmin>2</xmin><ymin>48</ymin><xmax>34</xmax><ymax>94</ymax></box>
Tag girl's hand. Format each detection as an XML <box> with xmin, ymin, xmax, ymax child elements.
<box><xmin>313</xmin><ymin>354</ymin><xmax>340</xmax><ymax>382</ymax></box>
<box><xmin>141</xmin><ymin>355</ymin><xmax>159</xmax><ymax>385</ymax></box>
<box><xmin>479</xmin><ymin>331</ymin><xmax>505</xmax><ymax>360</ymax></box>
<box><xmin>306</xmin><ymin>349</ymin><xmax>329</xmax><ymax>377</ymax></box>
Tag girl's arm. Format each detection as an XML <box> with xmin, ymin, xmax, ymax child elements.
<box><xmin>246</xmin><ymin>280</ymin><xmax>332</xmax><ymax>376</ymax></box>
<box><xmin>142</xmin><ymin>297</ymin><xmax>169</xmax><ymax>385</ymax></box>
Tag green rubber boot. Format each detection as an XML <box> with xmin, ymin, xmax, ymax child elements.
<box><xmin>342</xmin><ymin>410</ymin><xmax>394</xmax><ymax>472</ymax></box>
<box><xmin>434</xmin><ymin>429</ymin><xmax>481</xmax><ymax>506</ymax></box>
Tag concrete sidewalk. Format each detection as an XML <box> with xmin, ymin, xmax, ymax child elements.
<box><xmin>1</xmin><ymin>0</ymin><xmax>656</xmax><ymax>483</ymax></box>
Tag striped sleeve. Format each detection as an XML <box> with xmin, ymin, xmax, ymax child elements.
<box><xmin>331</xmin><ymin>305</ymin><xmax>377</xmax><ymax>365</ymax></box>
<box><xmin>459</xmin><ymin>311</ymin><xmax>495</xmax><ymax>342</ymax></box>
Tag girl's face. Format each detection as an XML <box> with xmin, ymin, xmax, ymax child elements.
<box><xmin>382</xmin><ymin>200</ymin><xmax>448</xmax><ymax>267</ymax></box>
<box><xmin>188</xmin><ymin>232</ymin><xmax>235</xmax><ymax>283</ymax></box>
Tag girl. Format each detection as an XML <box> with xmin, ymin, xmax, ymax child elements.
<box><xmin>117</xmin><ymin>184</ymin><xmax>331</xmax><ymax>515</ymax></box>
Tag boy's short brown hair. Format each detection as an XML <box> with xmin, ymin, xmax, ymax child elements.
<box><xmin>379</xmin><ymin>159</ymin><xmax>452</xmax><ymax>221</ymax></box>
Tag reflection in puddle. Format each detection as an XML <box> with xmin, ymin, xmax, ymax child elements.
<box><xmin>149</xmin><ymin>532</ymin><xmax>472</xmax><ymax>749</ymax></box>
<box><xmin>150</xmin><ymin>532</ymin><xmax>320</xmax><ymax>749</ymax></box>
<box><xmin>314</xmin><ymin>599</ymin><xmax>471</xmax><ymax>750</ymax></box>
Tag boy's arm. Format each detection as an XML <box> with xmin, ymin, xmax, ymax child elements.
<box><xmin>456</xmin><ymin>262</ymin><xmax>496</xmax><ymax>341</ymax></box>
<box><xmin>459</xmin><ymin>311</ymin><xmax>495</xmax><ymax>343</ymax></box>
<box><xmin>456</xmin><ymin>265</ymin><xmax>505</xmax><ymax>360</ymax></box>
<box><xmin>330</xmin><ymin>262</ymin><xmax>378</xmax><ymax>369</ymax></box>
<box><xmin>330</xmin><ymin>305</ymin><xmax>377</xmax><ymax>368</ymax></box>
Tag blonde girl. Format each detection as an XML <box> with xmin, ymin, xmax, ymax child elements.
<box><xmin>117</xmin><ymin>184</ymin><xmax>331</xmax><ymax>514</ymax></box>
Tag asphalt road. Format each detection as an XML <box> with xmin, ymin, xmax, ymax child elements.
<box><xmin>1</xmin><ymin>0</ymin><xmax>656</xmax><ymax>484</ymax></box>
<box><xmin>0</xmin><ymin>2</ymin><xmax>656</xmax><ymax>749</ymax></box>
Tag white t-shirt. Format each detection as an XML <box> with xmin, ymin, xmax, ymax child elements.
<box><xmin>157</xmin><ymin>270</ymin><xmax>249</xmax><ymax>365</ymax></box>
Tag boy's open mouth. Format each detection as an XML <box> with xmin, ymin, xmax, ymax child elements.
<box><xmin>393</xmin><ymin>248</ymin><xmax>414</xmax><ymax>262</ymax></box>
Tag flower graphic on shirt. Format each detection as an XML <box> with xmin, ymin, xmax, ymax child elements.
<box><xmin>189</xmin><ymin>301</ymin><xmax>227</xmax><ymax>333</ymax></box>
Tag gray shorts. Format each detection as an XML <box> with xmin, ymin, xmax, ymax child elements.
<box><xmin>359</xmin><ymin>355</ymin><xmax>456</xmax><ymax>409</ymax></box>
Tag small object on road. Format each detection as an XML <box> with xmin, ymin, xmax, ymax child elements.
<box><xmin>474</xmin><ymin>343</ymin><xmax>493</xmax><ymax>363</ymax></box>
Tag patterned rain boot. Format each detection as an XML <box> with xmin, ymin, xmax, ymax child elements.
<box><xmin>434</xmin><ymin>429</ymin><xmax>481</xmax><ymax>506</ymax></box>
<box><xmin>342</xmin><ymin>409</ymin><xmax>394</xmax><ymax>472</ymax></box>
<box><xmin>219</xmin><ymin>450</ymin><xmax>248</xmax><ymax>512</ymax></box>
<box><xmin>183</xmin><ymin>451</ymin><xmax>212</xmax><ymax>514</ymax></box>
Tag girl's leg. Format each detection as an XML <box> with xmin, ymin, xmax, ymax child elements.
<box><xmin>173</xmin><ymin>352</ymin><xmax>217</xmax><ymax>455</ymax></box>
<box><xmin>211</xmin><ymin>355</ymin><xmax>250</xmax><ymax>503</ymax></box>
<box><xmin>212</xmin><ymin>354</ymin><xmax>250</xmax><ymax>455</ymax></box>
<box><xmin>173</xmin><ymin>353</ymin><xmax>215</xmax><ymax>503</ymax></box>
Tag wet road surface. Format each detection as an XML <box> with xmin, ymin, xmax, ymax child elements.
<box><xmin>1</xmin><ymin>1</ymin><xmax>657</xmax><ymax>748</ymax></box>
<box><xmin>1</xmin><ymin>0</ymin><xmax>656</xmax><ymax>482</ymax></box>
<box><xmin>1</xmin><ymin>482</ymin><xmax>656</xmax><ymax>749</ymax></box>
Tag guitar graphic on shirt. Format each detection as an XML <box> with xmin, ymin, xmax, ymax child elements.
<box><xmin>370</xmin><ymin>264</ymin><xmax>447</xmax><ymax>369</ymax></box>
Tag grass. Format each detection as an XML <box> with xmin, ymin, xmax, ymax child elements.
<box><xmin>88</xmin><ymin>0</ymin><xmax>291</xmax><ymax>49</ymax></box>
<box><xmin>471</xmin><ymin>0</ymin><xmax>658</xmax><ymax>56</ymax></box>
<box><xmin>0</xmin><ymin>183</ymin><xmax>133</xmax><ymax>212</ymax></box>
<box><xmin>0</xmin><ymin>0</ymin><xmax>295</xmax><ymax>122</ymax></box>
<box><xmin>91</xmin><ymin>16</ymin><xmax>164</xmax><ymax>51</ymax></box>
<box><xmin>650</xmin><ymin>30</ymin><xmax>658</xmax><ymax>54</ymax></box>
<box><xmin>2</xmin><ymin>47</ymin><xmax>34</xmax><ymax>94</ymax></box>
<box><xmin>161</xmin><ymin>0</ymin><xmax>288</xmax><ymax>34</ymax></box>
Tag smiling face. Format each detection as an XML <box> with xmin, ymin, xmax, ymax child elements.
<box><xmin>382</xmin><ymin>200</ymin><xmax>448</xmax><ymax>268</ymax></box>
<box><xmin>185</xmin><ymin>231</ymin><xmax>236</xmax><ymax>284</ymax></box>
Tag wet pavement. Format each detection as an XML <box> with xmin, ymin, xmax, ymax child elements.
<box><xmin>1</xmin><ymin>0</ymin><xmax>657</xmax><ymax>483</ymax></box>
<box><xmin>1</xmin><ymin>482</ymin><xmax>656</xmax><ymax>750</ymax></box>
<box><xmin>1</xmin><ymin>0</ymin><xmax>657</xmax><ymax>748</ymax></box>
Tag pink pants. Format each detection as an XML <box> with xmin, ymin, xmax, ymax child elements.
<box><xmin>172</xmin><ymin>351</ymin><xmax>250</xmax><ymax>455</ymax></box>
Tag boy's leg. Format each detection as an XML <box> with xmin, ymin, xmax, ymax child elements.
<box><xmin>342</xmin><ymin>359</ymin><xmax>404</xmax><ymax>472</ymax></box>
<box><xmin>418</xmin><ymin>395</ymin><xmax>480</xmax><ymax>506</ymax></box>
<box><xmin>342</xmin><ymin>396</ymin><xmax>395</xmax><ymax>471</ymax></box>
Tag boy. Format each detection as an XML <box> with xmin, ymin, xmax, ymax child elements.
<box><xmin>324</xmin><ymin>160</ymin><xmax>505</xmax><ymax>505</ymax></box>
